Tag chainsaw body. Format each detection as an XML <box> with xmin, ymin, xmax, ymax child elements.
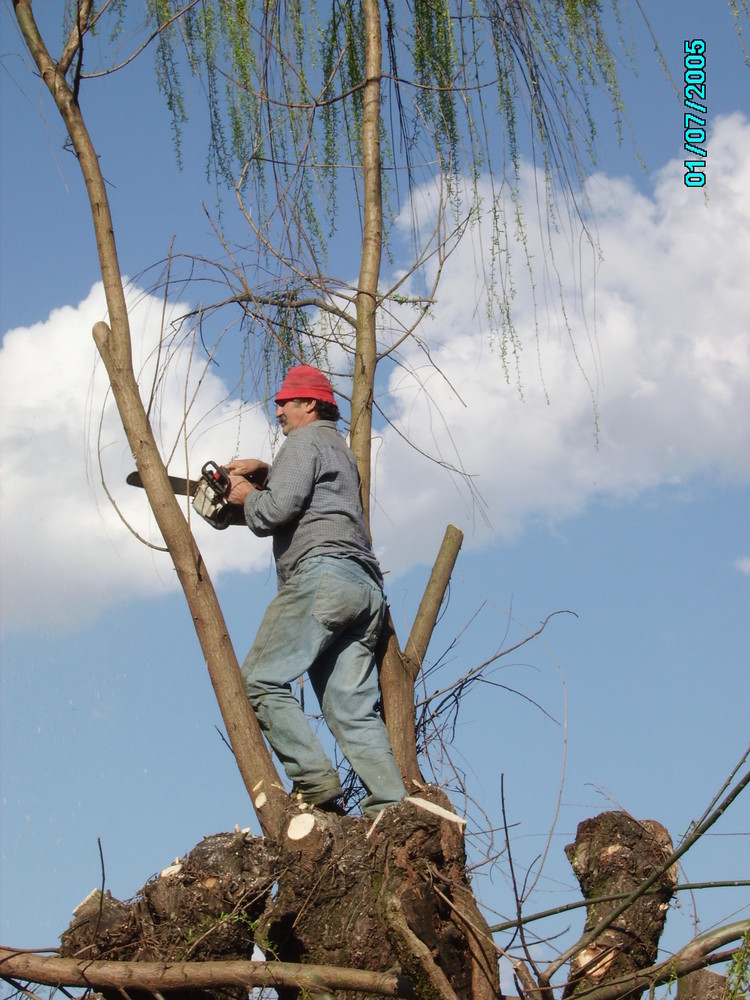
<box><xmin>192</xmin><ymin>461</ymin><xmax>236</xmax><ymax>529</ymax></box>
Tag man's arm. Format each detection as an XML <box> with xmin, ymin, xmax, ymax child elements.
<box><xmin>240</xmin><ymin>434</ymin><xmax>318</xmax><ymax>535</ymax></box>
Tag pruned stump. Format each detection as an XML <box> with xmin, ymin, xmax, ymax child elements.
<box><xmin>563</xmin><ymin>811</ymin><xmax>677</xmax><ymax>999</ymax></box>
<box><xmin>60</xmin><ymin>831</ymin><xmax>277</xmax><ymax>1000</ymax></box>
<box><xmin>263</xmin><ymin>790</ymin><xmax>500</xmax><ymax>999</ymax></box>
<box><xmin>368</xmin><ymin>788</ymin><xmax>501</xmax><ymax>1000</ymax></box>
<box><xmin>56</xmin><ymin>791</ymin><xmax>500</xmax><ymax>1000</ymax></box>
<box><xmin>256</xmin><ymin>801</ymin><xmax>398</xmax><ymax>997</ymax></box>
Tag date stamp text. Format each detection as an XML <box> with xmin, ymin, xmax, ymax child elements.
<box><xmin>684</xmin><ymin>39</ymin><xmax>707</xmax><ymax>187</ymax></box>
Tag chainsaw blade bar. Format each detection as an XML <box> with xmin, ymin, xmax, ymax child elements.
<box><xmin>126</xmin><ymin>471</ymin><xmax>202</xmax><ymax>497</ymax></box>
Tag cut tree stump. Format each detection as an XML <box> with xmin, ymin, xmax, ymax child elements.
<box><xmin>562</xmin><ymin>811</ymin><xmax>678</xmax><ymax>999</ymax></box>
<box><xmin>57</xmin><ymin>790</ymin><xmax>500</xmax><ymax>1000</ymax></box>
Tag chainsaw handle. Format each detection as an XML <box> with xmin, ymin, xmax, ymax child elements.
<box><xmin>201</xmin><ymin>460</ymin><xmax>232</xmax><ymax>496</ymax></box>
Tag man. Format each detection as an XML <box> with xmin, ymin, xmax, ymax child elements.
<box><xmin>225</xmin><ymin>365</ymin><xmax>407</xmax><ymax>818</ymax></box>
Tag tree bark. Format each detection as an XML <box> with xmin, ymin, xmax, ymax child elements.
<box><xmin>0</xmin><ymin>948</ymin><xmax>414</xmax><ymax>998</ymax></box>
<box><xmin>16</xmin><ymin>795</ymin><xmax>500</xmax><ymax>1000</ymax></box>
<box><xmin>676</xmin><ymin>968</ymin><xmax>727</xmax><ymax>999</ymax></box>
<box><xmin>551</xmin><ymin>920</ymin><xmax>749</xmax><ymax>1000</ymax></box>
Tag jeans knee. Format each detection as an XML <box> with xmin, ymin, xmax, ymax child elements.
<box><xmin>241</xmin><ymin>661</ymin><xmax>265</xmax><ymax>706</ymax></box>
<box><xmin>245</xmin><ymin>685</ymin><xmax>262</xmax><ymax>713</ymax></box>
<box><xmin>243</xmin><ymin>664</ymin><xmax>293</xmax><ymax>712</ymax></box>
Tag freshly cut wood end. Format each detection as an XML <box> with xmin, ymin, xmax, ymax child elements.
<box><xmin>405</xmin><ymin>796</ymin><xmax>466</xmax><ymax>826</ymax></box>
<box><xmin>160</xmin><ymin>858</ymin><xmax>183</xmax><ymax>879</ymax></box>
<box><xmin>72</xmin><ymin>888</ymin><xmax>101</xmax><ymax>917</ymax></box>
<box><xmin>287</xmin><ymin>812</ymin><xmax>316</xmax><ymax>841</ymax></box>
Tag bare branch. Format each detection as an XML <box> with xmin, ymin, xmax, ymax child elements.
<box><xmin>403</xmin><ymin>524</ymin><xmax>464</xmax><ymax>674</ymax></box>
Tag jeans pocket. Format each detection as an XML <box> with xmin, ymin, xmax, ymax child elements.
<box><xmin>312</xmin><ymin>569</ymin><xmax>369</xmax><ymax>631</ymax></box>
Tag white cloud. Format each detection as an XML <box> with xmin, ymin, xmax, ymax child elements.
<box><xmin>368</xmin><ymin>114</ymin><xmax>750</xmax><ymax>570</ymax></box>
<box><xmin>0</xmin><ymin>283</ymin><xmax>275</xmax><ymax>633</ymax></box>
<box><xmin>2</xmin><ymin>115</ymin><xmax>750</xmax><ymax>632</ymax></box>
<box><xmin>736</xmin><ymin>557</ymin><xmax>750</xmax><ymax>575</ymax></box>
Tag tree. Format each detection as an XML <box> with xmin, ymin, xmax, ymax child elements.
<box><xmin>4</xmin><ymin>1</ymin><xmax>749</xmax><ymax>998</ymax></box>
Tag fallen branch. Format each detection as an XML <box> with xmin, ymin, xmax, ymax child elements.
<box><xmin>0</xmin><ymin>948</ymin><xmax>415</xmax><ymax>998</ymax></box>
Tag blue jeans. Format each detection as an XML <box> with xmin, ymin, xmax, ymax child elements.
<box><xmin>241</xmin><ymin>556</ymin><xmax>407</xmax><ymax>817</ymax></box>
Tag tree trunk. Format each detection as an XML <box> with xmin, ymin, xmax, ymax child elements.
<box><xmin>562</xmin><ymin>812</ymin><xmax>678</xmax><ymax>999</ymax></box>
<box><xmin>349</xmin><ymin>0</ymin><xmax>383</xmax><ymax>527</ymax></box>
<box><xmin>13</xmin><ymin>0</ymin><xmax>287</xmax><ymax>839</ymax></box>
<box><xmin>334</xmin><ymin>0</ymin><xmax>465</xmax><ymax>799</ymax></box>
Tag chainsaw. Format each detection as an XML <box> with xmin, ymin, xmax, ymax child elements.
<box><xmin>126</xmin><ymin>460</ymin><xmax>265</xmax><ymax>530</ymax></box>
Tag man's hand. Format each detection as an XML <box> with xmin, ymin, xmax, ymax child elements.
<box><xmin>225</xmin><ymin>458</ymin><xmax>270</xmax><ymax>481</ymax></box>
<box><xmin>224</xmin><ymin>458</ymin><xmax>269</xmax><ymax>505</ymax></box>
<box><xmin>227</xmin><ymin>475</ymin><xmax>257</xmax><ymax>506</ymax></box>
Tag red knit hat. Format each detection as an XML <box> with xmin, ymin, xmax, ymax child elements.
<box><xmin>275</xmin><ymin>365</ymin><xmax>336</xmax><ymax>405</ymax></box>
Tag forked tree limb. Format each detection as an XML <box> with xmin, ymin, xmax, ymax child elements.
<box><xmin>380</xmin><ymin>524</ymin><xmax>464</xmax><ymax>787</ymax></box>
<box><xmin>404</xmin><ymin>524</ymin><xmax>464</xmax><ymax>675</ymax></box>
<box><xmin>13</xmin><ymin>0</ymin><xmax>468</xmax><ymax>843</ymax></box>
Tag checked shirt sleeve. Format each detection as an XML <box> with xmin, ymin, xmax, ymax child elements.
<box><xmin>243</xmin><ymin>434</ymin><xmax>318</xmax><ymax>536</ymax></box>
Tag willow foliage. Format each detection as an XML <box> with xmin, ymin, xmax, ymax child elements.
<box><xmin>72</xmin><ymin>1</ymin><xmax>651</xmax><ymax>394</ymax></box>
<box><xmin>130</xmin><ymin>3</ymin><xmax>625</xmax><ymax>239</ymax></box>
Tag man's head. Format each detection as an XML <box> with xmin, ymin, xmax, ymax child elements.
<box><xmin>274</xmin><ymin>365</ymin><xmax>340</xmax><ymax>435</ymax></box>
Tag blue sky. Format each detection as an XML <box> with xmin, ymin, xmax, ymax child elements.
<box><xmin>1</xmin><ymin>2</ymin><xmax>749</xmax><ymax>991</ymax></box>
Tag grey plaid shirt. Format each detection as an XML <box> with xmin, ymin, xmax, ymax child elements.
<box><xmin>243</xmin><ymin>420</ymin><xmax>383</xmax><ymax>589</ymax></box>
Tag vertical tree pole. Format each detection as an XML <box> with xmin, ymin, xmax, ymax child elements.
<box><xmin>13</xmin><ymin>0</ymin><xmax>287</xmax><ymax>839</ymax></box>
<box><xmin>343</xmin><ymin>0</ymin><xmax>466</xmax><ymax>787</ymax></box>
<box><xmin>349</xmin><ymin>0</ymin><xmax>383</xmax><ymax>528</ymax></box>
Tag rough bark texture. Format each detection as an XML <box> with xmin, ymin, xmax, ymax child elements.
<box><xmin>562</xmin><ymin>812</ymin><xmax>678</xmax><ymax>999</ymax></box>
<box><xmin>675</xmin><ymin>968</ymin><xmax>728</xmax><ymax>999</ymax></box>
<box><xmin>368</xmin><ymin>789</ymin><xmax>500</xmax><ymax>1000</ymax></box>
<box><xmin>57</xmin><ymin>789</ymin><xmax>500</xmax><ymax>1000</ymax></box>
<box><xmin>60</xmin><ymin>832</ymin><xmax>275</xmax><ymax>1000</ymax></box>
<box><xmin>60</xmin><ymin>833</ymin><xmax>275</xmax><ymax>966</ymax></box>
